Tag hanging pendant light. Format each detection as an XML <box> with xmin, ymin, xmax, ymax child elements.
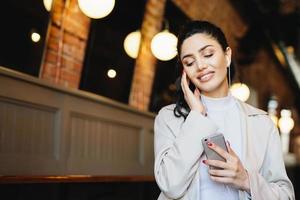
<box><xmin>78</xmin><ymin>0</ymin><xmax>115</xmax><ymax>19</ymax></box>
<box><xmin>31</xmin><ymin>32</ymin><xmax>41</xmax><ymax>43</ymax></box>
<box><xmin>43</xmin><ymin>0</ymin><xmax>53</xmax><ymax>11</ymax></box>
<box><xmin>278</xmin><ymin>109</ymin><xmax>294</xmax><ymax>154</ymax></box>
<box><xmin>230</xmin><ymin>82</ymin><xmax>250</xmax><ymax>102</ymax></box>
<box><xmin>107</xmin><ymin>69</ymin><xmax>117</xmax><ymax>78</ymax></box>
<box><xmin>278</xmin><ymin>109</ymin><xmax>295</xmax><ymax>134</ymax></box>
<box><xmin>123</xmin><ymin>30</ymin><xmax>141</xmax><ymax>59</ymax></box>
<box><xmin>151</xmin><ymin>30</ymin><xmax>177</xmax><ymax>61</ymax></box>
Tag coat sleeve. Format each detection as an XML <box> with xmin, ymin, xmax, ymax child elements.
<box><xmin>247</xmin><ymin>122</ymin><xmax>295</xmax><ymax>200</ymax></box>
<box><xmin>154</xmin><ymin>108</ymin><xmax>218</xmax><ymax>199</ymax></box>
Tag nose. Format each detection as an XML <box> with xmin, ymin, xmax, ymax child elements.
<box><xmin>195</xmin><ymin>59</ymin><xmax>207</xmax><ymax>70</ymax></box>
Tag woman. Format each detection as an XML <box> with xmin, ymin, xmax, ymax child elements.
<box><xmin>154</xmin><ymin>20</ymin><xmax>294</xmax><ymax>200</ymax></box>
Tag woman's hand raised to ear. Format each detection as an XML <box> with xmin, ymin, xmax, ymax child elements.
<box><xmin>181</xmin><ymin>71</ymin><xmax>206</xmax><ymax>115</ymax></box>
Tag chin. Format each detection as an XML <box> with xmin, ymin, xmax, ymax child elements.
<box><xmin>197</xmin><ymin>81</ymin><xmax>226</xmax><ymax>95</ymax></box>
<box><xmin>197</xmin><ymin>82</ymin><xmax>219</xmax><ymax>93</ymax></box>
<box><xmin>198</xmin><ymin>87</ymin><xmax>217</xmax><ymax>94</ymax></box>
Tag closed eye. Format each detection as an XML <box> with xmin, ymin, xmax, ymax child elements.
<box><xmin>204</xmin><ymin>54</ymin><xmax>213</xmax><ymax>58</ymax></box>
<box><xmin>186</xmin><ymin>62</ymin><xmax>194</xmax><ymax>67</ymax></box>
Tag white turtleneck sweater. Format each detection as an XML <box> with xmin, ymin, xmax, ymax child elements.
<box><xmin>199</xmin><ymin>93</ymin><xmax>242</xmax><ymax>200</ymax></box>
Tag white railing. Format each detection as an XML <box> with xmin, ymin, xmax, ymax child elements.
<box><xmin>0</xmin><ymin>66</ymin><xmax>155</xmax><ymax>176</ymax></box>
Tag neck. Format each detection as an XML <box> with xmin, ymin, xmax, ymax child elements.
<box><xmin>202</xmin><ymin>82</ymin><xmax>229</xmax><ymax>98</ymax></box>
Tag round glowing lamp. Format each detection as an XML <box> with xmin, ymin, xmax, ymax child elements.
<box><xmin>278</xmin><ymin>109</ymin><xmax>294</xmax><ymax>154</ymax></box>
<box><xmin>43</xmin><ymin>0</ymin><xmax>53</xmax><ymax>11</ymax></box>
<box><xmin>150</xmin><ymin>30</ymin><xmax>177</xmax><ymax>61</ymax></box>
<box><xmin>278</xmin><ymin>109</ymin><xmax>295</xmax><ymax>134</ymax></box>
<box><xmin>123</xmin><ymin>31</ymin><xmax>141</xmax><ymax>59</ymax></box>
<box><xmin>230</xmin><ymin>83</ymin><xmax>250</xmax><ymax>102</ymax></box>
<box><xmin>78</xmin><ymin>0</ymin><xmax>115</xmax><ymax>19</ymax></box>
<box><xmin>107</xmin><ymin>69</ymin><xmax>116</xmax><ymax>78</ymax></box>
<box><xmin>31</xmin><ymin>32</ymin><xmax>41</xmax><ymax>43</ymax></box>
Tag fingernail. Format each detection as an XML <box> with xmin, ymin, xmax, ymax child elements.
<box><xmin>207</xmin><ymin>142</ymin><xmax>213</xmax><ymax>147</ymax></box>
<box><xmin>202</xmin><ymin>160</ymin><xmax>207</xmax><ymax>164</ymax></box>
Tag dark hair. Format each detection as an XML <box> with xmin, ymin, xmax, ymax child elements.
<box><xmin>173</xmin><ymin>20</ymin><xmax>235</xmax><ymax>119</ymax></box>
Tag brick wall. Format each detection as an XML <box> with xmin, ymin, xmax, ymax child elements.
<box><xmin>40</xmin><ymin>0</ymin><xmax>90</xmax><ymax>88</ymax></box>
<box><xmin>129</xmin><ymin>0</ymin><xmax>167</xmax><ymax>111</ymax></box>
<box><xmin>241</xmin><ymin>49</ymin><xmax>295</xmax><ymax>106</ymax></box>
<box><xmin>172</xmin><ymin>0</ymin><xmax>248</xmax><ymax>52</ymax></box>
<box><xmin>129</xmin><ymin>0</ymin><xmax>247</xmax><ymax>111</ymax></box>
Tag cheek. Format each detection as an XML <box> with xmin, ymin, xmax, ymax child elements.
<box><xmin>183</xmin><ymin>66</ymin><xmax>196</xmax><ymax>78</ymax></box>
<box><xmin>214</xmin><ymin>59</ymin><xmax>228</xmax><ymax>75</ymax></box>
<box><xmin>214</xmin><ymin>63</ymin><xmax>227</xmax><ymax>75</ymax></box>
<box><xmin>209</xmin><ymin>54</ymin><xmax>227</xmax><ymax>68</ymax></box>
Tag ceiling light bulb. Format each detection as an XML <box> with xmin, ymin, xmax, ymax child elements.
<box><xmin>78</xmin><ymin>0</ymin><xmax>115</xmax><ymax>19</ymax></box>
<box><xmin>43</xmin><ymin>0</ymin><xmax>53</xmax><ymax>11</ymax></box>
<box><xmin>107</xmin><ymin>69</ymin><xmax>116</xmax><ymax>78</ymax></box>
<box><xmin>230</xmin><ymin>83</ymin><xmax>250</xmax><ymax>102</ymax></box>
<box><xmin>31</xmin><ymin>32</ymin><xmax>41</xmax><ymax>43</ymax></box>
<box><xmin>151</xmin><ymin>30</ymin><xmax>177</xmax><ymax>61</ymax></box>
<box><xmin>124</xmin><ymin>31</ymin><xmax>141</xmax><ymax>58</ymax></box>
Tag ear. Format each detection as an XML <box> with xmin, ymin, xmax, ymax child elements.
<box><xmin>225</xmin><ymin>47</ymin><xmax>232</xmax><ymax>67</ymax></box>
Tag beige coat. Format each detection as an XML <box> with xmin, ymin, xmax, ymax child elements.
<box><xmin>154</xmin><ymin>100</ymin><xmax>295</xmax><ymax>200</ymax></box>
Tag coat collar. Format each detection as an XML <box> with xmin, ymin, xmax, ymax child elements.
<box><xmin>235</xmin><ymin>99</ymin><xmax>268</xmax><ymax>117</ymax></box>
<box><xmin>166</xmin><ymin>99</ymin><xmax>268</xmax><ymax>117</ymax></box>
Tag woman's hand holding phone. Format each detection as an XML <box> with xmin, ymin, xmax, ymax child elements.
<box><xmin>203</xmin><ymin>141</ymin><xmax>251</xmax><ymax>193</ymax></box>
<box><xmin>181</xmin><ymin>71</ymin><xmax>206</xmax><ymax>115</ymax></box>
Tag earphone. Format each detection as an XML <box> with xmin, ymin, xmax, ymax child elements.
<box><xmin>228</xmin><ymin>65</ymin><xmax>231</xmax><ymax>87</ymax></box>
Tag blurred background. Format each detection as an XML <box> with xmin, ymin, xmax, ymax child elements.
<box><xmin>0</xmin><ymin>0</ymin><xmax>299</xmax><ymax>199</ymax></box>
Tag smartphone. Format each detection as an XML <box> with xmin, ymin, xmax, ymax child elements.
<box><xmin>201</xmin><ymin>133</ymin><xmax>228</xmax><ymax>169</ymax></box>
<box><xmin>189</xmin><ymin>82</ymin><xmax>196</xmax><ymax>92</ymax></box>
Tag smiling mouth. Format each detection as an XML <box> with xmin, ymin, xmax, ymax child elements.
<box><xmin>198</xmin><ymin>72</ymin><xmax>215</xmax><ymax>82</ymax></box>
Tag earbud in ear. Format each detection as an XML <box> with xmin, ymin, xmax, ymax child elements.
<box><xmin>226</xmin><ymin>57</ymin><xmax>230</xmax><ymax>67</ymax></box>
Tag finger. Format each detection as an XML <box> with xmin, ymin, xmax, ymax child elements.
<box><xmin>181</xmin><ymin>71</ymin><xmax>192</xmax><ymax>95</ymax></box>
<box><xmin>204</xmin><ymin>159</ymin><xmax>229</xmax><ymax>169</ymax></box>
<box><xmin>181</xmin><ymin>72</ymin><xmax>187</xmax><ymax>95</ymax></box>
<box><xmin>186</xmin><ymin>76</ymin><xmax>190</xmax><ymax>85</ymax></box>
<box><xmin>210</xmin><ymin>176</ymin><xmax>233</xmax><ymax>184</ymax></box>
<box><xmin>226</xmin><ymin>141</ymin><xmax>238</xmax><ymax>157</ymax></box>
<box><xmin>207</xmin><ymin>142</ymin><xmax>231</xmax><ymax>160</ymax></box>
<box><xmin>209</xmin><ymin>169</ymin><xmax>236</xmax><ymax>177</ymax></box>
<box><xmin>181</xmin><ymin>71</ymin><xmax>187</xmax><ymax>92</ymax></box>
<box><xmin>182</xmin><ymin>69</ymin><xmax>190</xmax><ymax>85</ymax></box>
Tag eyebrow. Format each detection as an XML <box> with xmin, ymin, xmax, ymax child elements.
<box><xmin>181</xmin><ymin>45</ymin><xmax>213</xmax><ymax>60</ymax></box>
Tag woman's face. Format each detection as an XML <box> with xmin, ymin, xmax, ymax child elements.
<box><xmin>180</xmin><ymin>33</ymin><xmax>231</xmax><ymax>97</ymax></box>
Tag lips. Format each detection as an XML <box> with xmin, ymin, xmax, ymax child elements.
<box><xmin>198</xmin><ymin>71</ymin><xmax>215</xmax><ymax>82</ymax></box>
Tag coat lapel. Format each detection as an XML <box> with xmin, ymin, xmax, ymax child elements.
<box><xmin>236</xmin><ymin>100</ymin><xmax>268</xmax><ymax>171</ymax></box>
<box><xmin>236</xmin><ymin>100</ymin><xmax>268</xmax><ymax>199</ymax></box>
